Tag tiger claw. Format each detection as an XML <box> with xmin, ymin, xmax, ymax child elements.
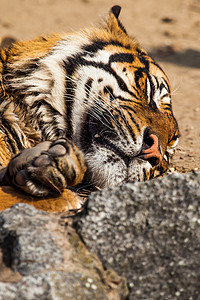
<box><xmin>1</xmin><ymin>138</ymin><xmax>86</xmax><ymax>197</ymax></box>
<box><xmin>33</xmin><ymin>154</ymin><xmax>51</xmax><ymax>167</ymax></box>
<box><xmin>15</xmin><ymin>169</ymin><xmax>29</xmax><ymax>186</ymax></box>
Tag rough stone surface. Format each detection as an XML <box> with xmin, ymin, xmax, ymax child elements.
<box><xmin>0</xmin><ymin>272</ymin><xmax>109</xmax><ymax>300</ymax></box>
<box><xmin>77</xmin><ymin>172</ymin><xmax>200</xmax><ymax>300</ymax></box>
<box><xmin>0</xmin><ymin>203</ymin><xmax>128</xmax><ymax>300</ymax></box>
<box><xmin>0</xmin><ymin>204</ymin><xmax>63</xmax><ymax>276</ymax></box>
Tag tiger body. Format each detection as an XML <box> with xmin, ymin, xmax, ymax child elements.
<box><xmin>0</xmin><ymin>6</ymin><xmax>179</xmax><ymax>210</ymax></box>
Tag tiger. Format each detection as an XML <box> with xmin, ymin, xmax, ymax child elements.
<box><xmin>0</xmin><ymin>6</ymin><xmax>180</xmax><ymax>211</ymax></box>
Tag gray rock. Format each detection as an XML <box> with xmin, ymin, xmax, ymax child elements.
<box><xmin>0</xmin><ymin>271</ymin><xmax>109</xmax><ymax>300</ymax></box>
<box><xmin>0</xmin><ymin>204</ymin><xmax>63</xmax><ymax>275</ymax></box>
<box><xmin>0</xmin><ymin>203</ymin><xmax>128</xmax><ymax>300</ymax></box>
<box><xmin>77</xmin><ymin>172</ymin><xmax>200</xmax><ymax>300</ymax></box>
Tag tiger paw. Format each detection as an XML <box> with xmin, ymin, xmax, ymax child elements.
<box><xmin>3</xmin><ymin>138</ymin><xmax>86</xmax><ymax>197</ymax></box>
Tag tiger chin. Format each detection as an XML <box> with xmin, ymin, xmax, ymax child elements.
<box><xmin>0</xmin><ymin>6</ymin><xmax>180</xmax><ymax>212</ymax></box>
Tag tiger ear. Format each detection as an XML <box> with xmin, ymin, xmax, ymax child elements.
<box><xmin>107</xmin><ymin>6</ymin><xmax>127</xmax><ymax>35</ymax></box>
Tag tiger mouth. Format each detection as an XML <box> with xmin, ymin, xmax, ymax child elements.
<box><xmin>91</xmin><ymin>135</ymin><xmax>158</xmax><ymax>167</ymax></box>
<box><xmin>92</xmin><ymin>134</ymin><xmax>131</xmax><ymax>166</ymax></box>
<box><xmin>88</xmin><ymin>117</ymin><xmax>162</xmax><ymax>167</ymax></box>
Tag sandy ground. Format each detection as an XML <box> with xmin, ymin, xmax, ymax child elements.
<box><xmin>0</xmin><ymin>0</ymin><xmax>199</xmax><ymax>174</ymax></box>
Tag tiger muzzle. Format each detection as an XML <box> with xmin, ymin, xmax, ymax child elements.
<box><xmin>87</xmin><ymin>114</ymin><xmax>162</xmax><ymax>168</ymax></box>
<box><xmin>138</xmin><ymin>129</ymin><xmax>162</xmax><ymax>166</ymax></box>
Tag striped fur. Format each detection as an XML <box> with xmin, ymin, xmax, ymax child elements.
<box><xmin>0</xmin><ymin>6</ymin><xmax>180</xmax><ymax>193</ymax></box>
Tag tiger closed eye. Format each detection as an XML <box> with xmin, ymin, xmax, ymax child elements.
<box><xmin>149</xmin><ymin>97</ymin><xmax>158</xmax><ymax>110</ymax></box>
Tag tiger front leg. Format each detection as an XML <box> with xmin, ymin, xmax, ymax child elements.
<box><xmin>0</xmin><ymin>138</ymin><xmax>86</xmax><ymax>197</ymax></box>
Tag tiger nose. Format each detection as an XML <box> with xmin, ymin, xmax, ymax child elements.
<box><xmin>141</xmin><ymin>133</ymin><xmax>162</xmax><ymax>165</ymax></box>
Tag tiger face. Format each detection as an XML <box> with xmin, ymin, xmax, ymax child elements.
<box><xmin>0</xmin><ymin>6</ymin><xmax>180</xmax><ymax>199</ymax></box>
<box><xmin>70</xmin><ymin>6</ymin><xmax>180</xmax><ymax>188</ymax></box>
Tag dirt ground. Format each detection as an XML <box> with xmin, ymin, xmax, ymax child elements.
<box><xmin>0</xmin><ymin>0</ymin><xmax>199</xmax><ymax>174</ymax></box>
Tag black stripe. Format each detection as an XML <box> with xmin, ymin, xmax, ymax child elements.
<box><xmin>135</xmin><ymin>68</ymin><xmax>144</xmax><ymax>90</ymax></box>
<box><xmin>82</xmin><ymin>40</ymin><xmax>107</xmax><ymax>56</ymax></box>
<box><xmin>0</xmin><ymin>53</ymin><xmax>6</xmax><ymax>66</ymax></box>
<box><xmin>162</xmin><ymin>77</ymin><xmax>170</xmax><ymax>93</ymax></box>
<box><xmin>160</xmin><ymin>93</ymin><xmax>170</xmax><ymax>100</ymax></box>
<box><xmin>109</xmin><ymin>53</ymin><xmax>134</xmax><ymax>64</ymax></box>
<box><xmin>121</xmin><ymin>105</ymin><xmax>140</xmax><ymax>132</ymax></box>
<box><xmin>138</xmin><ymin>54</ymin><xmax>150</xmax><ymax>71</ymax></box>
<box><xmin>148</xmin><ymin>75</ymin><xmax>158</xmax><ymax>110</ymax></box>
<box><xmin>82</xmin><ymin>39</ymin><xmax>131</xmax><ymax>56</ymax></box>
<box><xmin>112</xmin><ymin>106</ymin><xmax>137</xmax><ymax>142</ymax></box>
<box><xmin>85</xmin><ymin>78</ymin><xmax>93</xmax><ymax>100</ymax></box>
<box><xmin>171</xmin><ymin>134</ymin><xmax>180</xmax><ymax>141</ymax></box>
<box><xmin>159</xmin><ymin>82</ymin><xmax>166</xmax><ymax>92</ymax></box>
<box><xmin>143</xmin><ymin>168</ymin><xmax>147</xmax><ymax>181</ymax></box>
<box><xmin>162</xmin><ymin>104</ymin><xmax>172</xmax><ymax>112</ymax></box>
<box><xmin>30</xmin><ymin>99</ymin><xmax>62</xmax><ymax>116</ymax></box>
<box><xmin>164</xmin><ymin>106</ymin><xmax>173</xmax><ymax>112</ymax></box>
<box><xmin>163</xmin><ymin>103</ymin><xmax>171</xmax><ymax>107</ymax></box>
<box><xmin>116</xmin><ymin>19</ymin><xmax>127</xmax><ymax>35</ymax></box>
<box><xmin>153</xmin><ymin>75</ymin><xmax>159</xmax><ymax>89</ymax></box>
<box><xmin>117</xmin><ymin>95</ymin><xmax>142</xmax><ymax>104</ymax></box>
<box><xmin>10</xmin><ymin>59</ymin><xmax>40</xmax><ymax>78</ymax></box>
<box><xmin>103</xmin><ymin>85</ymin><xmax>115</xmax><ymax>101</ymax></box>
<box><xmin>121</xmin><ymin>104</ymin><xmax>137</xmax><ymax>115</ymax></box>
<box><xmin>1</xmin><ymin>120</ymin><xmax>24</xmax><ymax>152</ymax></box>
<box><xmin>106</xmin><ymin>106</ymin><xmax>132</xmax><ymax>140</ymax></box>
<box><xmin>129</xmin><ymin>55</ymin><xmax>151</xmax><ymax>93</ymax></box>
<box><xmin>2</xmin><ymin>132</ymin><xmax>17</xmax><ymax>154</ymax></box>
<box><xmin>63</xmin><ymin>60</ymin><xmax>76</xmax><ymax>139</ymax></box>
<box><xmin>148</xmin><ymin>75</ymin><xmax>155</xmax><ymax>102</ymax></box>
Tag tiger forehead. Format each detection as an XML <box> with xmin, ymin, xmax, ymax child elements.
<box><xmin>104</xmin><ymin>47</ymin><xmax>169</xmax><ymax>86</ymax></box>
<box><xmin>104</xmin><ymin>45</ymin><xmax>166</xmax><ymax>78</ymax></box>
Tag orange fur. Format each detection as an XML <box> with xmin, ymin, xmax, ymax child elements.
<box><xmin>0</xmin><ymin>6</ymin><xmax>179</xmax><ymax>212</ymax></box>
<box><xmin>5</xmin><ymin>33</ymin><xmax>62</xmax><ymax>63</ymax></box>
<box><xmin>0</xmin><ymin>186</ymin><xmax>84</xmax><ymax>212</ymax></box>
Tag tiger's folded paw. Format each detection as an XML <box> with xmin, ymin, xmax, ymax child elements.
<box><xmin>3</xmin><ymin>138</ymin><xmax>86</xmax><ymax>197</ymax></box>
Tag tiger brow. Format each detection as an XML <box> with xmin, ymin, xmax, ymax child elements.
<box><xmin>109</xmin><ymin>53</ymin><xmax>134</xmax><ymax>64</ymax></box>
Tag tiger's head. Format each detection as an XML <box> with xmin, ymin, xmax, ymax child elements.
<box><xmin>70</xmin><ymin>6</ymin><xmax>180</xmax><ymax>188</ymax></box>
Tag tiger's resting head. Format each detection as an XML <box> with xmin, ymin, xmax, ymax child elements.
<box><xmin>1</xmin><ymin>6</ymin><xmax>180</xmax><ymax>191</ymax></box>
<box><xmin>70</xmin><ymin>6</ymin><xmax>180</xmax><ymax>188</ymax></box>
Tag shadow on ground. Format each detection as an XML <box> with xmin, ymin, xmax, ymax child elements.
<box><xmin>150</xmin><ymin>48</ymin><xmax>200</xmax><ymax>69</ymax></box>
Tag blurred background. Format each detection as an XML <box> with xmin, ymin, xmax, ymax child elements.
<box><xmin>0</xmin><ymin>0</ymin><xmax>200</xmax><ymax>172</ymax></box>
